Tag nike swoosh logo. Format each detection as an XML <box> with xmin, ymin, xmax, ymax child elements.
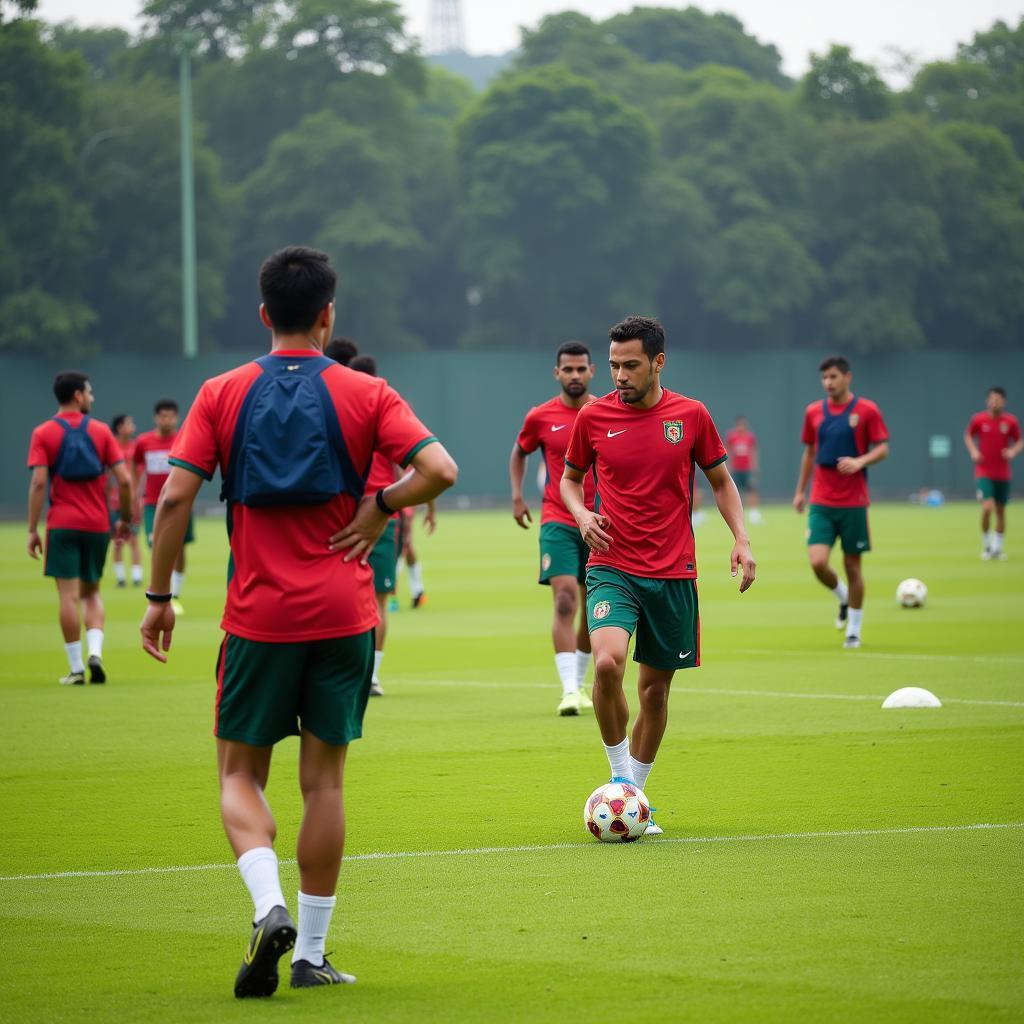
<box><xmin>679</xmin><ymin>651</ymin><xmax>692</xmax><ymax>659</ymax></box>
<box><xmin>607</xmin><ymin>429</ymin><xmax>627</xmax><ymax>438</ymax></box>
<box><xmin>550</xmin><ymin>425</ymin><xmax>567</xmax><ymax>432</ymax></box>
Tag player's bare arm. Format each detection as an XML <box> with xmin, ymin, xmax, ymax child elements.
<box><xmin>837</xmin><ymin>441</ymin><xmax>889</xmax><ymax>476</ymax></box>
<box><xmin>26</xmin><ymin>465</ymin><xmax>47</xmax><ymax>558</ymax></box>
<box><xmin>111</xmin><ymin>461</ymin><xmax>133</xmax><ymax>541</ymax></box>
<box><xmin>560</xmin><ymin>465</ymin><xmax>611</xmax><ymax>552</ymax></box>
<box><xmin>964</xmin><ymin>429</ymin><xmax>982</xmax><ymax>463</ymax></box>
<box><xmin>330</xmin><ymin>441</ymin><xmax>457</xmax><ymax>563</ymax></box>
<box><xmin>704</xmin><ymin>462</ymin><xmax>756</xmax><ymax>592</ymax></box>
<box><xmin>424</xmin><ymin>500</ymin><xmax>438</xmax><ymax>534</ymax></box>
<box><xmin>793</xmin><ymin>445</ymin><xmax>815</xmax><ymax>512</ymax></box>
<box><xmin>141</xmin><ymin>465</ymin><xmax>203</xmax><ymax>662</ymax></box>
<box><xmin>509</xmin><ymin>444</ymin><xmax>532</xmax><ymax>529</ymax></box>
<box><xmin>1003</xmin><ymin>438</ymin><xmax>1023</xmax><ymax>461</ymax></box>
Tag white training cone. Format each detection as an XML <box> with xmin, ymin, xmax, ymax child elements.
<box><xmin>882</xmin><ymin>687</ymin><xmax>942</xmax><ymax>709</ymax></box>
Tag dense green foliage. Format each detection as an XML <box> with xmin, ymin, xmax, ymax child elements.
<box><xmin>1</xmin><ymin>4</ymin><xmax>1022</xmax><ymax>355</ymax></box>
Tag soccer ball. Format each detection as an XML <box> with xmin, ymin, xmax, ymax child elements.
<box><xmin>583</xmin><ymin>781</ymin><xmax>651</xmax><ymax>842</ymax></box>
<box><xmin>896</xmin><ymin>578</ymin><xmax>927</xmax><ymax>608</ymax></box>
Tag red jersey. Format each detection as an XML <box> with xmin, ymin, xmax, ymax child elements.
<box><xmin>133</xmin><ymin>430</ymin><xmax>180</xmax><ymax>506</ymax></box>
<box><xmin>725</xmin><ymin>428</ymin><xmax>757</xmax><ymax>472</ymax></box>
<box><xmin>108</xmin><ymin>437</ymin><xmax>136</xmax><ymax>510</ymax></box>
<box><xmin>169</xmin><ymin>351</ymin><xmax>435</xmax><ymax>643</ymax></box>
<box><xmin>27</xmin><ymin>413</ymin><xmax>124</xmax><ymax>533</ymax></box>
<box><xmin>966</xmin><ymin>411</ymin><xmax>1020</xmax><ymax>481</ymax></box>
<box><xmin>801</xmin><ymin>396</ymin><xmax>888</xmax><ymax>508</ymax></box>
<box><xmin>516</xmin><ymin>396</ymin><xmax>597</xmax><ymax>527</ymax></box>
<box><xmin>565</xmin><ymin>389</ymin><xmax>727</xmax><ymax>579</ymax></box>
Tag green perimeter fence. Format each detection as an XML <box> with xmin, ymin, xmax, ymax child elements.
<box><xmin>2</xmin><ymin>349</ymin><xmax>1020</xmax><ymax>516</ymax></box>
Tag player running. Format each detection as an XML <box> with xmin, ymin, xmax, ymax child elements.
<box><xmin>141</xmin><ymin>246</ymin><xmax>457</xmax><ymax>997</ymax></box>
<box><xmin>793</xmin><ymin>356</ymin><xmax>889</xmax><ymax>649</ymax></box>
<box><xmin>511</xmin><ymin>341</ymin><xmax>598</xmax><ymax>716</ymax></box>
<box><xmin>561</xmin><ymin>317</ymin><xmax>755</xmax><ymax>833</ymax></box>
<box><xmin>108</xmin><ymin>413</ymin><xmax>143</xmax><ymax>587</ymax></box>
<box><xmin>964</xmin><ymin>387</ymin><xmax>1021</xmax><ymax>560</ymax></box>
<box><xmin>134</xmin><ymin>399</ymin><xmax>193</xmax><ymax>613</ymax></box>
<box><xmin>27</xmin><ymin>372</ymin><xmax>132</xmax><ymax>684</ymax></box>
<box><xmin>726</xmin><ymin>415</ymin><xmax>762</xmax><ymax>524</ymax></box>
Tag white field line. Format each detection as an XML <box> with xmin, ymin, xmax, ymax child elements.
<box><xmin>1</xmin><ymin>822</ymin><xmax>1020</xmax><ymax>884</ymax></box>
<box><xmin>729</xmin><ymin>647</ymin><xmax>1024</xmax><ymax>666</ymax></box>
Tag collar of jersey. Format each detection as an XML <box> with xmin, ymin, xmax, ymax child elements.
<box><xmin>268</xmin><ymin>349</ymin><xmax>323</xmax><ymax>357</ymax></box>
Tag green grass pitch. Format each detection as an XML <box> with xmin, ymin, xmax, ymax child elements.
<box><xmin>1</xmin><ymin>504</ymin><xmax>1022</xmax><ymax>1022</ymax></box>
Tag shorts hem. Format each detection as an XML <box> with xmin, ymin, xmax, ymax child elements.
<box><xmin>300</xmin><ymin>725</ymin><xmax>362</xmax><ymax>747</ymax></box>
<box><xmin>214</xmin><ymin>728</ymin><xmax>298</xmax><ymax>747</ymax></box>
<box><xmin>589</xmin><ymin>621</ymin><xmax>634</xmax><ymax>637</ymax></box>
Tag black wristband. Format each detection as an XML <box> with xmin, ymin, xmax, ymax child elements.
<box><xmin>145</xmin><ymin>591</ymin><xmax>173</xmax><ymax>603</ymax></box>
<box><xmin>375</xmin><ymin>488</ymin><xmax>395</xmax><ymax>515</ymax></box>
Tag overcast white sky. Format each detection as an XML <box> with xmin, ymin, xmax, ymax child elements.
<box><xmin>34</xmin><ymin>0</ymin><xmax>1024</xmax><ymax>81</ymax></box>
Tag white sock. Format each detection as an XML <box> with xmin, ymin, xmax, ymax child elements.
<box><xmin>373</xmin><ymin>650</ymin><xmax>383</xmax><ymax>684</ymax></box>
<box><xmin>993</xmin><ymin>531</ymin><xmax>1004</xmax><ymax>553</ymax></box>
<box><xmin>408</xmin><ymin>562</ymin><xmax>424</xmax><ymax>598</ymax></box>
<box><xmin>847</xmin><ymin>608</ymin><xmax>863</xmax><ymax>637</ymax></box>
<box><xmin>85</xmin><ymin>628</ymin><xmax>103</xmax><ymax>659</ymax></box>
<box><xmin>293</xmin><ymin>891</ymin><xmax>336</xmax><ymax>966</ymax></box>
<box><xmin>555</xmin><ymin>652</ymin><xmax>578</xmax><ymax>696</ymax></box>
<box><xmin>114</xmin><ymin>561</ymin><xmax>126</xmax><ymax>584</ymax></box>
<box><xmin>984</xmin><ymin>530</ymin><xmax>994</xmax><ymax>550</ymax></box>
<box><xmin>749</xmin><ymin>507</ymin><xmax>763</xmax><ymax>524</ymax></box>
<box><xmin>628</xmin><ymin>756</ymin><xmax>653</xmax><ymax>793</ymax></box>
<box><xmin>64</xmin><ymin>641</ymin><xmax>84</xmax><ymax>674</ymax></box>
<box><xmin>171</xmin><ymin>570</ymin><xmax>184</xmax><ymax>598</ymax></box>
<box><xmin>237</xmin><ymin>847</ymin><xmax>286</xmax><ymax>922</ymax></box>
<box><xmin>831</xmin><ymin>580</ymin><xmax>849</xmax><ymax>604</ymax></box>
<box><xmin>603</xmin><ymin>737</ymin><xmax>633</xmax><ymax>781</ymax></box>
<box><xmin>575</xmin><ymin>649</ymin><xmax>590</xmax><ymax>687</ymax></box>
<box><xmin>132</xmin><ymin>564</ymin><xmax>143</xmax><ymax>583</ymax></box>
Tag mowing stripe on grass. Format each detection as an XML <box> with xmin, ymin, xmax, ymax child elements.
<box><xmin>2</xmin><ymin>822</ymin><xmax>1020</xmax><ymax>884</ymax></box>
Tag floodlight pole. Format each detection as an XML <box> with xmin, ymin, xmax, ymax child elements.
<box><xmin>178</xmin><ymin>34</ymin><xmax>199</xmax><ymax>360</ymax></box>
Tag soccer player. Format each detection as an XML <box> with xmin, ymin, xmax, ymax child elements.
<box><xmin>324</xmin><ymin>336</ymin><xmax>358</xmax><ymax>366</ymax></box>
<box><xmin>134</xmin><ymin>399</ymin><xmax>193</xmax><ymax>613</ymax></box>
<box><xmin>109</xmin><ymin>413</ymin><xmax>143</xmax><ymax>587</ymax></box>
<box><xmin>726</xmin><ymin>415</ymin><xmax>762</xmax><ymax>524</ymax></box>
<box><xmin>511</xmin><ymin>341</ymin><xmax>598</xmax><ymax>716</ymax></box>
<box><xmin>561</xmin><ymin>317</ymin><xmax>755</xmax><ymax>831</ymax></box>
<box><xmin>140</xmin><ymin>246</ymin><xmax>457</xmax><ymax>996</ymax></box>
<box><xmin>964</xmin><ymin>387</ymin><xmax>1021</xmax><ymax>560</ymax></box>
<box><xmin>398</xmin><ymin>502</ymin><xmax>436</xmax><ymax>609</ymax></box>
<box><xmin>793</xmin><ymin>356</ymin><xmax>889</xmax><ymax>649</ymax></box>
<box><xmin>27</xmin><ymin>372</ymin><xmax>132</xmax><ymax>684</ymax></box>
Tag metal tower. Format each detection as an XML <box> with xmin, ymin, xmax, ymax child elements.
<box><xmin>427</xmin><ymin>0</ymin><xmax>466</xmax><ymax>55</ymax></box>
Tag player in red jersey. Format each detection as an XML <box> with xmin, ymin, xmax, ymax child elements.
<box><xmin>511</xmin><ymin>341</ymin><xmax>598</xmax><ymax>716</ymax></box>
<box><xmin>964</xmin><ymin>387</ymin><xmax>1021</xmax><ymax>561</ymax></box>
<box><xmin>108</xmin><ymin>413</ymin><xmax>143</xmax><ymax>587</ymax></box>
<box><xmin>140</xmin><ymin>247</ymin><xmax>457</xmax><ymax>996</ymax></box>
<box><xmin>134</xmin><ymin>399</ymin><xmax>193</xmax><ymax>613</ymax></box>
<box><xmin>27</xmin><ymin>372</ymin><xmax>132</xmax><ymax>685</ymax></box>
<box><xmin>562</xmin><ymin>317</ymin><xmax>755</xmax><ymax>834</ymax></box>
<box><xmin>793</xmin><ymin>356</ymin><xmax>889</xmax><ymax>649</ymax></box>
<box><xmin>725</xmin><ymin>415</ymin><xmax>762</xmax><ymax>524</ymax></box>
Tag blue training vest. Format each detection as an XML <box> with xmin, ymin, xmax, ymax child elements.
<box><xmin>815</xmin><ymin>397</ymin><xmax>861</xmax><ymax>469</ymax></box>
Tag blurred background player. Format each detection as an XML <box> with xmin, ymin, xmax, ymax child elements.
<box><xmin>964</xmin><ymin>387</ymin><xmax>1021</xmax><ymax>560</ymax></box>
<box><xmin>324</xmin><ymin>336</ymin><xmax>359</xmax><ymax>367</ymax></box>
<box><xmin>793</xmin><ymin>356</ymin><xmax>889</xmax><ymax>649</ymax></box>
<box><xmin>108</xmin><ymin>413</ymin><xmax>143</xmax><ymax>587</ymax></box>
<box><xmin>27</xmin><ymin>372</ymin><xmax>132</xmax><ymax>684</ymax></box>
<box><xmin>511</xmin><ymin>341</ymin><xmax>597</xmax><ymax>716</ymax></box>
<box><xmin>562</xmin><ymin>316</ymin><xmax>755</xmax><ymax>833</ymax></box>
<box><xmin>134</xmin><ymin>399</ymin><xmax>193</xmax><ymax>613</ymax></box>
<box><xmin>396</xmin><ymin>501</ymin><xmax>436</xmax><ymax>609</ymax></box>
<box><xmin>726</xmin><ymin>415</ymin><xmax>762</xmax><ymax>524</ymax></box>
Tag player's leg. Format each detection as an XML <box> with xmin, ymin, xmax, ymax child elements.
<box><xmin>366</xmin><ymin>522</ymin><xmax>397</xmax><ymax>695</ymax></box>
<box><xmin>748</xmin><ymin>477</ymin><xmax>763</xmax><ymax>524</ymax></box>
<box><xmin>575</xmin><ymin>583</ymin><xmax>592</xmax><ymax>699</ymax></box>
<box><xmin>979</xmin><ymin>487</ymin><xmax>995</xmax><ymax>559</ymax></box>
<box><xmin>807</xmin><ymin>506</ymin><xmax>848</xmax><ymax>627</ymax></box>
<box><xmin>129</xmin><ymin>529</ymin><xmax>143</xmax><ymax>585</ymax></box>
<box><xmin>171</xmin><ymin>517</ymin><xmax>192</xmax><ymax>610</ymax></box>
<box><xmin>372</xmin><ymin>592</ymin><xmax>388</xmax><ymax>696</ymax></box>
<box><xmin>842</xmin><ymin>553</ymin><xmax>864</xmax><ymax>648</ymax></box>
<box><xmin>77</xmin><ymin>531</ymin><xmax>109</xmax><ymax>682</ymax></box>
<box><xmin>991</xmin><ymin>483</ymin><xmax>1009</xmax><ymax>558</ymax></box>
<box><xmin>405</xmin><ymin>517</ymin><xmax>427</xmax><ymax>608</ymax></box>
<box><xmin>54</xmin><ymin>577</ymin><xmax>85</xmax><ymax>684</ymax></box>
<box><xmin>631</xmin><ymin>665</ymin><xmax>674</xmax><ymax>767</ymax></box>
<box><xmin>551</xmin><ymin>574</ymin><xmax>584</xmax><ymax>714</ymax></box>
<box><xmin>111</xmin><ymin>513</ymin><xmax>126</xmax><ymax>587</ymax></box>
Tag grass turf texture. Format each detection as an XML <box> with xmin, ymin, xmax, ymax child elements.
<box><xmin>0</xmin><ymin>505</ymin><xmax>1022</xmax><ymax>1023</ymax></box>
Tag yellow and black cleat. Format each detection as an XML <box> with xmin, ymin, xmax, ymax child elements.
<box><xmin>233</xmin><ymin>905</ymin><xmax>296</xmax><ymax>999</ymax></box>
<box><xmin>291</xmin><ymin>957</ymin><xmax>356</xmax><ymax>988</ymax></box>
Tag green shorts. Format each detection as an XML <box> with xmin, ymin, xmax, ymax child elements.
<box><xmin>214</xmin><ymin>631</ymin><xmax>375</xmax><ymax>747</ymax></box>
<box><xmin>44</xmin><ymin>529</ymin><xmax>109</xmax><ymax>582</ymax></box>
<box><xmin>539</xmin><ymin>522</ymin><xmax>589</xmax><ymax>585</ymax></box>
<box><xmin>807</xmin><ymin>504</ymin><xmax>871</xmax><ymax>554</ymax></box>
<box><xmin>109</xmin><ymin>511</ymin><xmax>140</xmax><ymax>536</ymax></box>
<box><xmin>733</xmin><ymin>470</ymin><xmax>756</xmax><ymax>493</ymax></box>
<box><xmin>369</xmin><ymin>520</ymin><xmax>399</xmax><ymax>594</ymax></box>
<box><xmin>143</xmin><ymin>504</ymin><xmax>194</xmax><ymax>546</ymax></box>
<box><xmin>977</xmin><ymin>478</ymin><xmax>1010</xmax><ymax>505</ymax></box>
<box><xmin>585</xmin><ymin>566</ymin><xmax>700</xmax><ymax>671</ymax></box>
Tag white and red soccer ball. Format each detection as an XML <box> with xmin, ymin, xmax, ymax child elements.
<box><xmin>583</xmin><ymin>781</ymin><xmax>651</xmax><ymax>842</ymax></box>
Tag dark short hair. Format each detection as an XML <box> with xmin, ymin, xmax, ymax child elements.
<box><xmin>556</xmin><ymin>340</ymin><xmax>591</xmax><ymax>364</ymax></box>
<box><xmin>259</xmin><ymin>246</ymin><xmax>336</xmax><ymax>334</ymax></box>
<box><xmin>349</xmin><ymin>354</ymin><xmax>378</xmax><ymax>377</ymax></box>
<box><xmin>154</xmin><ymin>398</ymin><xmax>179</xmax><ymax>414</ymax></box>
<box><xmin>111</xmin><ymin>413</ymin><xmax>131</xmax><ymax>433</ymax></box>
<box><xmin>989</xmin><ymin>386</ymin><xmax>1007</xmax><ymax>398</ymax></box>
<box><xmin>325</xmin><ymin>337</ymin><xmax>359</xmax><ymax>366</ymax></box>
<box><xmin>819</xmin><ymin>355</ymin><xmax>851</xmax><ymax>374</ymax></box>
<box><xmin>609</xmin><ymin>316</ymin><xmax>665</xmax><ymax>360</ymax></box>
<box><xmin>53</xmin><ymin>371</ymin><xmax>89</xmax><ymax>405</ymax></box>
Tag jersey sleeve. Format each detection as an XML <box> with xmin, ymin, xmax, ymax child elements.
<box><xmin>132</xmin><ymin>438</ymin><xmax>146</xmax><ymax>467</ymax></box>
<box><xmin>1009</xmin><ymin>416</ymin><xmax>1022</xmax><ymax>443</ymax></box>
<box><xmin>169</xmin><ymin>383</ymin><xmax>218</xmax><ymax>480</ymax></box>
<box><xmin>27</xmin><ymin>425</ymin><xmax>50</xmax><ymax>469</ymax></box>
<box><xmin>564</xmin><ymin>407</ymin><xmax>594</xmax><ymax>472</ymax></box>
<box><xmin>96</xmin><ymin>424</ymin><xmax>124</xmax><ymax>468</ymax></box>
<box><xmin>374</xmin><ymin>383</ymin><xmax>436</xmax><ymax>468</ymax></box>
<box><xmin>866</xmin><ymin>403</ymin><xmax>889</xmax><ymax>444</ymax></box>
<box><xmin>801</xmin><ymin>406</ymin><xmax>816</xmax><ymax>446</ymax></box>
<box><xmin>516</xmin><ymin>409</ymin><xmax>540</xmax><ymax>455</ymax></box>
<box><xmin>695</xmin><ymin>404</ymin><xmax>728</xmax><ymax>470</ymax></box>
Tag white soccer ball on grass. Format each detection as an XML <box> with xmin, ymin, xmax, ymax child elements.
<box><xmin>583</xmin><ymin>781</ymin><xmax>651</xmax><ymax>842</ymax></box>
<box><xmin>896</xmin><ymin>578</ymin><xmax>927</xmax><ymax>608</ymax></box>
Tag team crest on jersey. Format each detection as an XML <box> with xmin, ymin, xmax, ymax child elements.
<box><xmin>593</xmin><ymin>600</ymin><xmax>611</xmax><ymax>620</ymax></box>
<box><xmin>848</xmin><ymin>413</ymin><xmax>860</xmax><ymax>427</ymax></box>
<box><xmin>542</xmin><ymin>553</ymin><xmax>552</xmax><ymax>571</ymax></box>
<box><xmin>663</xmin><ymin>420</ymin><xmax>684</xmax><ymax>445</ymax></box>
<box><xmin>1001</xmin><ymin>421</ymin><xmax>1009</xmax><ymax>434</ymax></box>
